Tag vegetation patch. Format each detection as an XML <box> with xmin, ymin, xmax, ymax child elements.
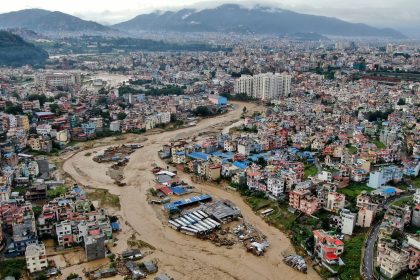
<box><xmin>0</xmin><ymin>259</ymin><xmax>26</xmax><ymax>279</ymax></box>
<box><xmin>87</xmin><ymin>188</ymin><xmax>120</xmax><ymax>209</ymax></box>
<box><xmin>304</xmin><ymin>164</ymin><xmax>318</xmax><ymax>179</ymax></box>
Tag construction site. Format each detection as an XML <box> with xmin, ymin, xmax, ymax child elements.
<box><xmin>166</xmin><ymin>199</ymin><xmax>270</xmax><ymax>256</ymax></box>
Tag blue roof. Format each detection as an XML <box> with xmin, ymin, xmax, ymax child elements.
<box><xmin>233</xmin><ymin>161</ymin><xmax>249</xmax><ymax>169</ymax></box>
<box><xmin>111</xmin><ymin>222</ymin><xmax>120</xmax><ymax>231</ymax></box>
<box><xmin>384</xmin><ymin>187</ymin><xmax>396</xmax><ymax>194</ymax></box>
<box><xmin>175</xmin><ymin>151</ymin><xmax>185</xmax><ymax>156</ymax></box>
<box><xmin>211</xmin><ymin>151</ymin><xmax>234</xmax><ymax>161</ymax></box>
<box><xmin>170</xmin><ymin>186</ymin><xmax>187</xmax><ymax>195</ymax></box>
<box><xmin>187</xmin><ymin>152</ymin><xmax>209</xmax><ymax>161</ymax></box>
<box><xmin>163</xmin><ymin>194</ymin><xmax>212</xmax><ymax>210</ymax></box>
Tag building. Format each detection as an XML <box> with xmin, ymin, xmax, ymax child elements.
<box><xmin>377</xmin><ymin>241</ymin><xmax>410</xmax><ymax>279</ymax></box>
<box><xmin>267</xmin><ymin>176</ymin><xmax>285</xmax><ymax>197</ymax></box>
<box><xmin>208</xmin><ymin>95</ymin><xmax>228</xmax><ymax>105</ymax></box>
<box><xmin>85</xmin><ymin>234</ymin><xmax>106</xmax><ymax>261</ymax></box>
<box><xmin>234</xmin><ymin>73</ymin><xmax>291</xmax><ymax>101</ymax></box>
<box><xmin>368</xmin><ymin>166</ymin><xmax>403</xmax><ymax>189</ymax></box>
<box><xmin>35</xmin><ymin>72</ymin><xmax>81</xmax><ymax>88</ymax></box>
<box><xmin>25</xmin><ymin>243</ymin><xmax>48</xmax><ymax>273</ymax></box>
<box><xmin>356</xmin><ymin>193</ymin><xmax>379</xmax><ymax>227</ymax></box>
<box><xmin>289</xmin><ymin>189</ymin><xmax>320</xmax><ymax>215</ymax></box>
<box><xmin>326</xmin><ymin>192</ymin><xmax>346</xmax><ymax>213</ymax></box>
<box><xmin>407</xmin><ymin>234</ymin><xmax>420</xmax><ymax>271</ymax></box>
<box><xmin>340</xmin><ymin>209</ymin><xmax>357</xmax><ymax>235</ymax></box>
<box><xmin>313</xmin><ymin>230</ymin><xmax>344</xmax><ymax>265</ymax></box>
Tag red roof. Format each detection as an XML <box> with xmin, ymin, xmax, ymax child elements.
<box><xmin>89</xmin><ymin>229</ymin><xmax>101</xmax><ymax>236</ymax></box>
<box><xmin>325</xmin><ymin>252</ymin><xmax>339</xmax><ymax>260</ymax></box>
<box><xmin>159</xmin><ymin>186</ymin><xmax>173</xmax><ymax>196</ymax></box>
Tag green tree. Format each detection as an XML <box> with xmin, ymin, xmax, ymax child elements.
<box><xmin>49</xmin><ymin>103</ymin><xmax>60</xmax><ymax>114</ymax></box>
<box><xmin>117</xmin><ymin>112</ymin><xmax>127</xmax><ymax>120</ymax></box>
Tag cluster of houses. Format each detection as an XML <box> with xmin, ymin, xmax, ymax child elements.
<box><xmin>374</xmin><ymin>190</ymin><xmax>420</xmax><ymax>278</ymax></box>
<box><xmin>0</xmin><ymin>184</ymin><xmax>117</xmax><ymax>273</ymax></box>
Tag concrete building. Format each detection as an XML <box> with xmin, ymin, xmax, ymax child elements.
<box><xmin>313</xmin><ymin>230</ymin><xmax>344</xmax><ymax>265</ymax></box>
<box><xmin>377</xmin><ymin>241</ymin><xmax>410</xmax><ymax>279</ymax></box>
<box><xmin>356</xmin><ymin>193</ymin><xmax>378</xmax><ymax>227</ymax></box>
<box><xmin>25</xmin><ymin>243</ymin><xmax>48</xmax><ymax>273</ymax></box>
<box><xmin>326</xmin><ymin>192</ymin><xmax>346</xmax><ymax>213</ymax></box>
<box><xmin>35</xmin><ymin>72</ymin><xmax>81</xmax><ymax>88</ymax></box>
<box><xmin>368</xmin><ymin>166</ymin><xmax>403</xmax><ymax>189</ymax></box>
<box><xmin>85</xmin><ymin>234</ymin><xmax>106</xmax><ymax>261</ymax></box>
<box><xmin>234</xmin><ymin>73</ymin><xmax>291</xmax><ymax>101</ymax></box>
<box><xmin>340</xmin><ymin>209</ymin><xmax>357</xmax><ymax>235</ymax></box>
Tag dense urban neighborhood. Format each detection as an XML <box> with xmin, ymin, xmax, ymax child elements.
<box><xmin>0</xmin><ymin>3</ymin><xmax>419</xmax><ymax>280</ymax></box>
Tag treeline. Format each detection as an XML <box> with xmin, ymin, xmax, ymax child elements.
<box><xmin>118</xmin><ymin>85</ymin><xmax>184</xmax><ymax>96</ymax></box>
<box><xmin>366</xmin><ymin>109</ymin><xmax>394</xmax><ymax>122</ymax></box>
<box><xmin>37</xmin><ymin>36</ymin><xmax>232</xmax><ymax>55</ymax></box>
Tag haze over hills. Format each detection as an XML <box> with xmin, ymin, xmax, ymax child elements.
<box><xmin>0</xmin><ymin>5</ymin><xmax>407</xmax><ymax>39</ymax></box>
<box><xmin>114</xmin><ymin>4</ymin><xmax>406</xmax><ymax>39</ymax></box>
<box><xmin>0</xmin><ymin>31</ymin><xmax>48</xmax><ymax>67</ymax></box>
<box><xmin>0</xmin><ymin>9</ymin><xmax>112</xmax><ymax>35</ymax></box>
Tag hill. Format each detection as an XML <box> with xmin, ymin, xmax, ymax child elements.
<box><xmin>0</xmin><ymin>9</ymin><xmax>111</xmax><ymax>35</ymax></box>
<box><xmin>114</xmin><ymin>4</ymin><xmax>405</xmax><ymax>39</ymax></box>
<box><xmin>0</xmin><ymin>31</ymin><xmax>48</xmax><ymax>67</ymax></box>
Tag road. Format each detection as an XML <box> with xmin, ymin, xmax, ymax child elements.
<box><xmin>362</xmin><ymin>193</ymin><xmax>413</xmax><ymax>280</ymax></box>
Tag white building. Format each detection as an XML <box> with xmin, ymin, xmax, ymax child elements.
<box><xmin>267</xmin><ymin>176</ymin><xmax>285</xmax><ymax>197</ymax></box>
<box><xmin>25</xmin><ymin>242</ymin><xmax>48</xmax><ymax>273</ymax></box>
<box><xmin>234</xmin><ymin>73</ymin><xmax>291</xmax><ymax>101</ymax></box>
<box><xmin>35</xmin><ymin>72</ymin><xmax>81</xmax><ymax>88</ymax></box>
<box><xmin>368</xmin><ymin>166</ymin><xmax>403</xmax><ymax>189</ymax></box>
<box><xmin>414</xmin><ymin>189</ymin><xmax>420</xmax><ymax>204</ymax></box>
<box><xmin>109</xmin><ymin>120</ymin><xmax>121</xmax><ymax>132</ymax></box>
<box><xmin>340</xmin><ymin>209</ymin><xmax>357</xmax><ymax>235</ymax></box>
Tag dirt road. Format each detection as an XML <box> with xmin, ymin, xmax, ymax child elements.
<box><xmin>63</xmin><ymin>102</ymin><xmax>320</xmax><ymax>280</ymax></box>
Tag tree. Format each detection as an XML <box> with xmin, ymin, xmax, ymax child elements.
<box><xmin>397</xmin><ymin>98</ymin><xmax>406</xmax><ymax>106</ymax></box>
<box><xmin>49</xmin><ymin>103</ymin><xmax>60</xmax><ymax>114</ymax></box>
<box><xmin>256</xmin><ymin>157</ymin><xmax>267</xmax><ymax>167</ymax></box>
<box><xmin>117</xmin><ymin>112</ymin><xmax>127</xmax><ymax>120</ymax></box>
<box><xmin>27</xmin><ymin>94</ymin><xmax>47</xmax><ymax>106</ymax></box>
<box><xmin>193</xmin><ymin>106</ymin><xmax>213</xmax><ymax>117</ymax></box>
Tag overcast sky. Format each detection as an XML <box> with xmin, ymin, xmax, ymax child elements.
<box><xmin>1</xmin><ymin>0</ymin><xmax>419</xmax><ymax>31</ymax></box>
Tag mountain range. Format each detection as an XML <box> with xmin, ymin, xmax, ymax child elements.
<box><xmin>0</xmin><ymin>5</ymin><xmax>406</xmax><ymax>39</ymax></box>
<box><xmin>113</xmin><ymin>4</ymin><xmax>405</xmax><ymax>38</ymax></box>
<box><xmin>0</xmin><ymin>9</ymin><xmax>111</xmax><ymax>35</ymax></box>
<box><xmin>0</xmin><ymin>31</ymin><xmax>48</xmax><ymax>66</ymax></box>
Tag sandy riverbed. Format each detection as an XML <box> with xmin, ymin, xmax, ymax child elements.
<box><xmin>62</xmin><ymin>102</ymin><xmax>321</xmax><ymax>280</ymax></box>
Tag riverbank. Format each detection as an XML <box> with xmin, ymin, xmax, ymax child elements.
<box><xmin>62</xmin><ymin>101</ymin><xmax>320</xmax><ymax>280</ymax></box>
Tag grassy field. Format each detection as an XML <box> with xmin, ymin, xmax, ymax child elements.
<box><xmin>87</xmin><ymin>188</ymin><xmax>120</xmax><ymax>209</ymax></box>
<box><xmin>304</xmin><ymin>164</ymin><xmax>318</xmax><ymax>179</ymax></box>
<box><xmin>347</xmin><ymin>145</ymin><xmax>358</xmax><ymax>155</ymax></box>
<box><xmin>338</xmin><ymin>229</ymin><xmax>368</xmax><ymax>280</ymax></box>
<box><xmin>372</xmin><ymin>140</ymin><xmax>386</xmax><ymax>149</ymax></box>
<box><xmin>339</xmin><ymin>182</ymin><xmax>373</xmax><ymax>200</ymax></box>
<box><xmin>391</xmin><ymin>196</ymin><xmax>413</xmax><ymax>207</ymax></box>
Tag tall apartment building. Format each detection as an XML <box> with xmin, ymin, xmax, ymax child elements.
<box><xmin>234</xmin><ymin>73</ymin><xmax>291</xmax><ymax>101</ymax></box>
<box><xmin>35</xmin><ymin>72</ymin><xmax>81</xmax><ymax>88</ymax></box>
